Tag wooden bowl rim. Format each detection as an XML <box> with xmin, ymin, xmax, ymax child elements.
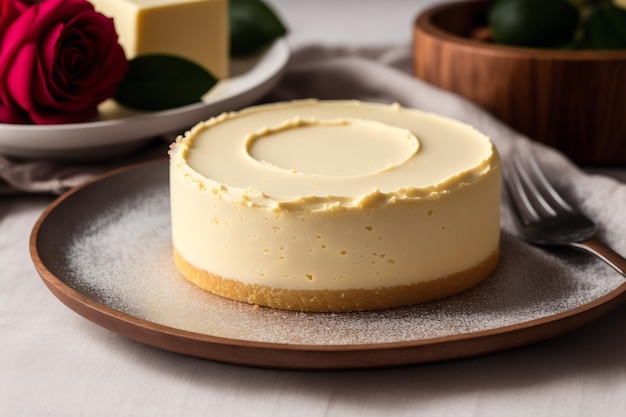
<box><xmin>414</xmin><ymin>0</ymin><xmax>626</xmax><ymax>61</ymax></box>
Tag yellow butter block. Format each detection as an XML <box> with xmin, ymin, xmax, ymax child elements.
<box><xmin>90</xmin><ymin>0</ymin><xmax>228</xmax><ymax>79</ymax></box>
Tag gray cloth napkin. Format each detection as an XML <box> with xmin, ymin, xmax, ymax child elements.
<box><xmin>1</xmin><ymin>45</ymin><xmax>625</xmax><ymax>258</ymax></box>
<box><xmin>0</xmin><ymin>140</ymin><xmax>167</xmax><ymax>196</ymax></box>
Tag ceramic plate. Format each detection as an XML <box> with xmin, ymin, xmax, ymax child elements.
<box><xmin>30</xmin><ymin>160</ymin><xmax>626</xmax><ymax>369</ymax></box>
<box><xmin>0</xmin><ymin>40</ymin><xmax>289</xmax><ymax>161</ymax></box>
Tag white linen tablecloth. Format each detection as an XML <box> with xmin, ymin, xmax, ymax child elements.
<box><xmin>1</xmin><ymin>1</ymin><xmax>625</xmax><ymax>416</ymax></box>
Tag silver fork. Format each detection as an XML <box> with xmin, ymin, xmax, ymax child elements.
<box><xmin>503</xmin><ymin>148</ymin><xmax>626</xmax><ymax>277</ymax></box>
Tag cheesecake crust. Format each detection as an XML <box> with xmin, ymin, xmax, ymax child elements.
<box><xmin>173</xmin><ymin>247</ymin><xmax>499</xmax><ymax>312</ymax></box>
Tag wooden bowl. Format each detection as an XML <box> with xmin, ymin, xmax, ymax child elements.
<box><xmin>413</xmin><ymin>0</ymin><xmax>626</xmax><ymax>165</ymax></box>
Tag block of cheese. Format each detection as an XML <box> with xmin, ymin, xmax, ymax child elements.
<box><xmin>90</xmin><ymin>0</ymin><xmax>228</xmax><ymax>79</ymax></box>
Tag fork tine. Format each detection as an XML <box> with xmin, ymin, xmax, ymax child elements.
<box><xmin>514</xmin><ymin>154</ymin><xmax>558</xmax><ymax>217</ymax></box>
<box><xmin>504</xmin><ymin>152</ymin><xmax>541</xmax><ymax>224</ymax></box>
<box><xmin>504</xmin><ymin>148</ymin><xmax>574</xmax><ymax>226</ymax></box>
<box><xmin>523</xmin><ymin>153</ymin><xmax>575</xmax><ymax>214</ymax></box>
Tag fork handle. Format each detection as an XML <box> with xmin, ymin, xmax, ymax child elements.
<box><xmin>570</xmin><ymin>237</ymin><xmax>626</xmax><ymax>278</ymax></box>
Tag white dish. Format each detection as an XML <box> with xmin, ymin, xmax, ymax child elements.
<box><xmin>0</xmin><ymin>39</ymin><xmax>289</xmax><ymax>161</ymax></box>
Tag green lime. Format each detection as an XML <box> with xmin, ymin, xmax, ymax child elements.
<box><xmin>488</xmin><ymin>0</ymin><xmax>580</xmax><ymax>48</ymax></box>
<box><xmin>583</xmin><ymin>2</ymin><xmax>626</xmax><ymax>49</ymax></box>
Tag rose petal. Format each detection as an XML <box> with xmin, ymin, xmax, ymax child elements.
<box><xmin>32</xmin><ymin>24</ymin><xmax>63</xmax><ymax>108</ymax></box>
<box><xmin>0</xmin><ymin>0</ymin><xmax>28</xmax><ymax>34</ymax></box>
<box><xmin>29</xmin><ymin>106</ymin><xmax>98</xmax><ymax>125</ymax></box>
<box><xmin>0</xmin><ymin>102</ymin><xmax>30</xmax><ymax>124</ymax></box>
<box><xmin>5</xmin><ymin>43</ymin><xmax>37</xmax><ymax>111</ymax></box>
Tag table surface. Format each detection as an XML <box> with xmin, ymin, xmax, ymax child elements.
<box><xmin>2</xmin><ymin>1</ymin><xmax>625</xmax><ymax>416</ymax></box>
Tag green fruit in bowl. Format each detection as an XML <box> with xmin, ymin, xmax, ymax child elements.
<box><xmin>583</xmin><ymin>2</ymin><xmax>626</xmax><ymax>49</ymax></box>
<box><xmin>488</xmin><ymin>0</ymin><xmax>580</xmax><ymax>48</ymax></box>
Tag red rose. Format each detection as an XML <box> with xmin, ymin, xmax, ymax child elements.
<box><xmin>0</xmin><ymin>0</ymin><xmax>128</xmax><ymax>124</ymax></box>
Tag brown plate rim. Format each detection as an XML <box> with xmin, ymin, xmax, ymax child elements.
<box><xmin>29</xmin><ymin>159</ymin><xmax>626</xmax><ymax>370</ymax></box>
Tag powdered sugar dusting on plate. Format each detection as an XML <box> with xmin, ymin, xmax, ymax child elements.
<box><xmin>59</xmin><ymin>173</ymin><xmax>624</xmax><ymax>346</ymax></box>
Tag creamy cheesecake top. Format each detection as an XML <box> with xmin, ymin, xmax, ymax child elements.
<box><xmin>170</xmin><ymin>100</ymin><xmax>497</xmax><ymax>212</ymax></box>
